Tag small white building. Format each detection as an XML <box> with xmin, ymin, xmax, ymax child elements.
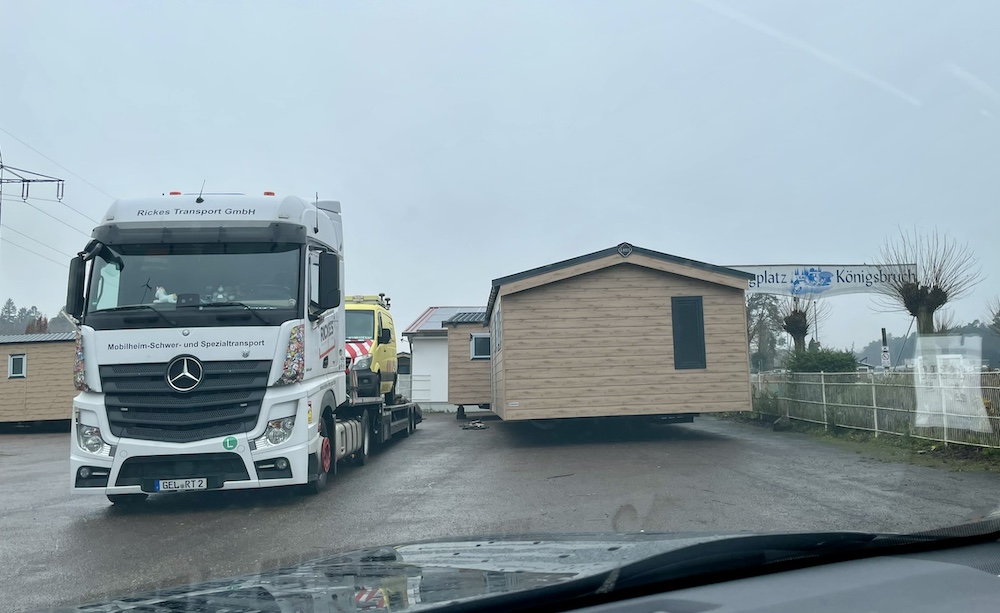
<box><xmin>402</xmin><ymin>306</ymin><xmax>485</xmax><ymax>411</ymax></box>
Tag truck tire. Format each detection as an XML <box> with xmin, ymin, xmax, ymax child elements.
<box><xmin>304</xmin><ymin>415</ymin><xmax>334</xmax><ymax>495</ymax></box>
<box><xmin>352</xmin><ymin>411</ymin><xmax>371</xmax><ymax>466</ymax></box>
<box><xmin>107</xmin><ymin>493</ymin><xmax>148</xmax><ymax>505</ymax></box>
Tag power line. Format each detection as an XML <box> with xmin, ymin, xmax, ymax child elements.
<box><xmin>15</xmin><ymin>198</ymin><xmax>91</xmax><ymax>238</ymax></box>
<box><xmin>0</xmin><ymin>126</ymin><xmax>115</xmax><ymax>200</ymax></box>
<box><xmin>0</xmin><ymin>223</ymin><xmax>76</xmax><ymax>258</ymax></box>
<box><xmin>0</xmin><ymin>237</ymin><xmax>70</xmax><ymax>269</ymax></box>
<box><xmin>0</xmin><ymin>191</ymin><xmax>101</xmax><ymax>225</ymax></box>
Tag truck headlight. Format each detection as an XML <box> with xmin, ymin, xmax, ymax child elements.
<box><xmin>255</xmin><ymin>417</ymin><xmax>296</xmax><ymax>448</ymax></box>
<box><xmin>351</xmin><ymin>354</ymin><xmax>372</xmax><ymax>371</ymax></box>
<box><xmin>77</xmin><ymin>424</ymin><xmax>111</xmax><ymax>455</ymax></box>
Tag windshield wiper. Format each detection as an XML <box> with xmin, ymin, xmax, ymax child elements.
<box><xmin>90</xmin><ymin>304</ymin><xmax>175</xmax><ymax>327</ymax></box>
<box><xmin>194</xmin><ymin>301</ymin><xmax>270</xmax><ymax>325</ymax></box>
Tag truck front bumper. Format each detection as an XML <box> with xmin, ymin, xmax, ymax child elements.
<box><xmin>70</xmin><ymin>394</ymin><xmax>318</xmax><ymax>495</ymax></box>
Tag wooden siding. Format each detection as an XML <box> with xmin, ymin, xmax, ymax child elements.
<box><xmin>499</xmin><ymin>263</ymin><xmax>751</xmax><ymax>420</ymax></box>
<box><xmin>490</xmin><ymin>296</ymin><xmax>505</xmax><ymax>419</ymax></box>
<box><xmin>446</xmin><ymin>322</ymin><xmax>492</xmax><ymax>406</ymax></box>
<box><xmin>497</xmin><ymin>252</ymin><xmax>749</xmax><ymax>298</ymax></box>
<box><xmin>0</xmin><ymin>341</ymin><xmax>76</xmax><ymax>423</ymax></box>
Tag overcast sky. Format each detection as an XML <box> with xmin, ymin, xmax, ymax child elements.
<box><xmin>1</xmin><ymin>0</ymin><xmax>998</xmax><ymax>351</ymax></box>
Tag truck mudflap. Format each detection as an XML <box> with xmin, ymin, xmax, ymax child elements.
<box><xmin>71</xmin><ymin>430</ymin><xmax>314</xmax><ymax>494</ymax></box>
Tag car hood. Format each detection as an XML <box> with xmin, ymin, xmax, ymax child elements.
<box><xmin>45</xmin><ymin>531</ymin><xmax>750</xmax><ymax>612</ymax></box>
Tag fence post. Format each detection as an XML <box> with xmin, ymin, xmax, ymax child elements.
<box><xmin>941</xmin><ymin>379</ymin><xmax>949</xmax><ymax>447</ymax></box>
<box><xmin>871</xmin><ymin>372</ymin><xmax>879</xmax><ymax>438</ymax></box>
<box><xmin>821</xmin><ymin>371</ymin><xmax>828</xmax><ymax>431</ymax></box>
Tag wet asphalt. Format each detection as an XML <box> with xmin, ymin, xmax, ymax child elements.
<box><xmin>4</xmin><ymin>413</ymin><xmax>1000</xmax><ymax>612</ymax></box>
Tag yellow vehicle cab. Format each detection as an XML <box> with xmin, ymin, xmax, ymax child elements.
<box><xmin>345</xmin><ymin>294</ymin><xmax>398</xmax><ymax>403</ymax></box>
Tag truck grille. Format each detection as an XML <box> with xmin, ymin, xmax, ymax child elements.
<box><xmin>100</xmin><ymin>360</ymin><xmax>271</xmax><ymax>443</ymax></box>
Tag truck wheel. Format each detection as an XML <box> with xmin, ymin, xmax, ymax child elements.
<box><xmin>107</xmin><ymin>493</ymin><xmax>148</xmax><ymax>505</ymax></box>
<box><xmin>305</xmin><ymin>416</ymin><xmax>334</xmax><ymax>495</ymax></box>
<box><xmin>353</xmin><ymin>411</ymin><xmax>371</xmax><ymax>466</ymax></box>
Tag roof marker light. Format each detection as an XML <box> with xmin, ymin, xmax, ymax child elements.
<box><xmin>263</xmin><ymin>191</ymin><xmax>275</xmax><ymax>196</ymax></box>
<box><xmin>169</xmin><ymin>191</ymin><xmax>182</xmax><ymax>195</ymax></box>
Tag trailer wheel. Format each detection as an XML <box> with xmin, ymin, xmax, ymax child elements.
<box><xmin>352</xmin><ymin>411</ymin><xmax>371</xmax><ymax>466</ymax></box>
<box><xmin>305</xmin><ymin>415</ymin><xmax>334</xmax><ymax>495</ymax></box>
<box><xmin>107</xmin><ymin>493</ymin><xmax>147</xmax><ymax>505</ymax></box>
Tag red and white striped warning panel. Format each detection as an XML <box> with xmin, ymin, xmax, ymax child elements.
<box><xmin>345</xmin><ymin>339</ymin><xmax>373</xmax><ymax>361</ymax></box>
<box><xmin>355</xmin><ymin>586</ymin><xmax>385</xmax><ymax>608</ymax></box>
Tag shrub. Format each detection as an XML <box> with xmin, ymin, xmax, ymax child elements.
<box><xmin>786</xmin><ymin>349</ymin><xmax>858</xmax><ymax>373</ymax></box>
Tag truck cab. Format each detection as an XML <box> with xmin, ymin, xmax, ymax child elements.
<box><xmin>345</xmin><ymin>295</ymin><xmax>398</xmax><ymax>403</ymax></box>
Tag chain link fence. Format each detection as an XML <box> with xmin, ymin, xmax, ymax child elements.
<box><xmin>753</xmin><ymin>372</ymin><xmax>1000</xmax><ymax>448</ymax></box>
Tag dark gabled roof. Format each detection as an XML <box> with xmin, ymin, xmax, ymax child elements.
<box><xmin>443</xmin><ymin>312</ymin><xmax>488</xmax><ymax>326</ymax></box>
<box><xmin>0</xmin><ymin>332</ymin><xmax>76</xmax><ymax>345</ymax></box>
<box><xmin>485</xmin><ymin>242</ymin><xmax>755</xmax><ymax>321</ymax></box>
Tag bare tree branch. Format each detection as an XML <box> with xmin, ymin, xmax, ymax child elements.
<box><xmin>987</xmin><ymin>296</ymin><xmax>1000</xmax><ymax>337</ymax></box>
<box><xmin>873</xmin><ymin>227</ymin><xmax>981</xmax><ymax>334</ymax></box>
<box><xmin>777</xmin><ymin>297</ymin><xmax>831</xmax><ymax>352</ymax></box>
<box><xmin>934</xmin><ymin>309</ymin><xmax>955</xmax><ymax>334</ymax></box>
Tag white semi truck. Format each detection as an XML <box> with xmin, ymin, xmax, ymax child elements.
<box><xmin>65</xmin><ymin>192</ymin><xmax>420</xmax><ymax>504</ymax></box>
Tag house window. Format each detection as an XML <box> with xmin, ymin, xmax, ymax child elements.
<box><xmin>8</xmin><ymin>354</ymin><xmax>26</xmax><ymax>378</ymax></box>
<box><xmin>671</xmin><ymin>296</ymin><xmax>706</xmax><ymax>370</ymax></box>
<box><xmin>470</xmin><ymin>334</ymin><xmax>491</xmax><ymax>360</ymax></box>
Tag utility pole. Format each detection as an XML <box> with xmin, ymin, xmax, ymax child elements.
<box><xmin>0</xmin><ymin>143</ymin><xmax>66</xmax><ymax>230</ymax></box>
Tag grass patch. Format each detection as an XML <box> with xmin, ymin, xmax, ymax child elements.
<box><xmin>717</xmin><ymin>411</ymin><xmax>1000</xmax><ymax>473</ymax></box>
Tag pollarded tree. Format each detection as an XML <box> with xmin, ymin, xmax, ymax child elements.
<box><xmin>874</xmin><ymin>228</ymin><xmax>981</xmax><ymax>335</ymax></box>
<box><xmin>779</xmin><ymin>297</ymin><xmax>831</xmax><ymax>353</ymax></box>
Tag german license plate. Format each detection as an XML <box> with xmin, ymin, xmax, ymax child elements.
<box><xmin>155</xmin><ymin>478</ymin><xmax>207</xmax><ymax>492</ymax></box>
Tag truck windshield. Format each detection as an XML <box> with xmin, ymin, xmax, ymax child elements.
<box><xmin>345</xmin><ymin>310</ymin><xmax>375</xmax><ymax>340</ymax></box>
<box><xmin>85</xmin><ymin>242</ymin><xmax>301</xmax><ymax>326</ymax></box>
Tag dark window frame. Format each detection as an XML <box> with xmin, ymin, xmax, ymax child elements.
<box><xmin>470</xmin><ymin>333</ymin><xmax>491</xmax><ymax>360</ymax></box>
<box><xmin>671</xmin><ymin>296</ymin><xmax>707</xmax><ymax>370</ymax></box>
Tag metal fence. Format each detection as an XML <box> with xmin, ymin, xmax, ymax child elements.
<box><xmin>397</xmin><ymin>374</ymin><xmax>432</xmax><ymax>403</ymax></box>
<box><xmin>752</xmin><ymin>372</ymin><xmax>1000</xmax><ymax>448</ymax></box>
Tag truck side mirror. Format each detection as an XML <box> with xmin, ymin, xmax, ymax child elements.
<box><xmin>318</xmin><ymin>252</ymin><xmax>341</xmax><ymax>310</ymax></box>
<box><xmin>378</xmin><ymin>328</ymin><xmax>392</xmax><ymax>344</ymax></box>
<box><xmin>66</xmin><ymin>256</ymin><xmax>87</xmax><ymax>319</ymax></box>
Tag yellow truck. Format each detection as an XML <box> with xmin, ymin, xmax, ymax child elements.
<box><xmin>345</xmin><ymin>294</ymin><xmax>398</xmax><ymax>404</ymax></box>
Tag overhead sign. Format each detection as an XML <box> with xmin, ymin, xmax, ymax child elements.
<box><xmin>729</xmin><ymin>264</ymin><xmax>917</xmax><ymax>298</ymax></box>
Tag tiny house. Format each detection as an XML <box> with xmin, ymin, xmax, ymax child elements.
<box><xmin>443</xmin><ymin>312</ymin><xmax>492</xmax><ymax>412</ymax></box>
<box><xmin>485</xmin><ymin>242</ymin><xmax>753</xmax><ymax>422</ymax></box>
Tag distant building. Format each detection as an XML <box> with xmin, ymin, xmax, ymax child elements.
<box><xmin>396</xmin><ymin>352</ymin><xmax>411</xmax><ymax>375</ymax></box>
<box><xmin>1</xmin><ymin>332</ymin><xmax>76</xmax><ymax>423</ymax></box>
<box><xmin>402</xmin><ymin>306</ymin><xmax>485</xmax><ymax>411</ymax></box>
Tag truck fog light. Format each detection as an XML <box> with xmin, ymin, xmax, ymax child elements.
<box><xmin>276</xmin><ymin>458</ymin><xmax>289</xmax><ymax>470</ymax></box>
<box><xmin>80</xmin><ymin>467</ymin><xmax>91</xmax><ymax>478</ymax></box>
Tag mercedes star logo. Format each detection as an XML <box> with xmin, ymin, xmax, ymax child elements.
<box><xmin>166</xmin><ymin>356</ymin><xmax>204</xmax><ymax>392</ymax></box>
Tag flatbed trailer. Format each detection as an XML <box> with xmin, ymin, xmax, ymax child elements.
<box><xmin>332</xmin><ymin>394</ymin><xmax>422</xmax><ymax>467</ymax></box>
